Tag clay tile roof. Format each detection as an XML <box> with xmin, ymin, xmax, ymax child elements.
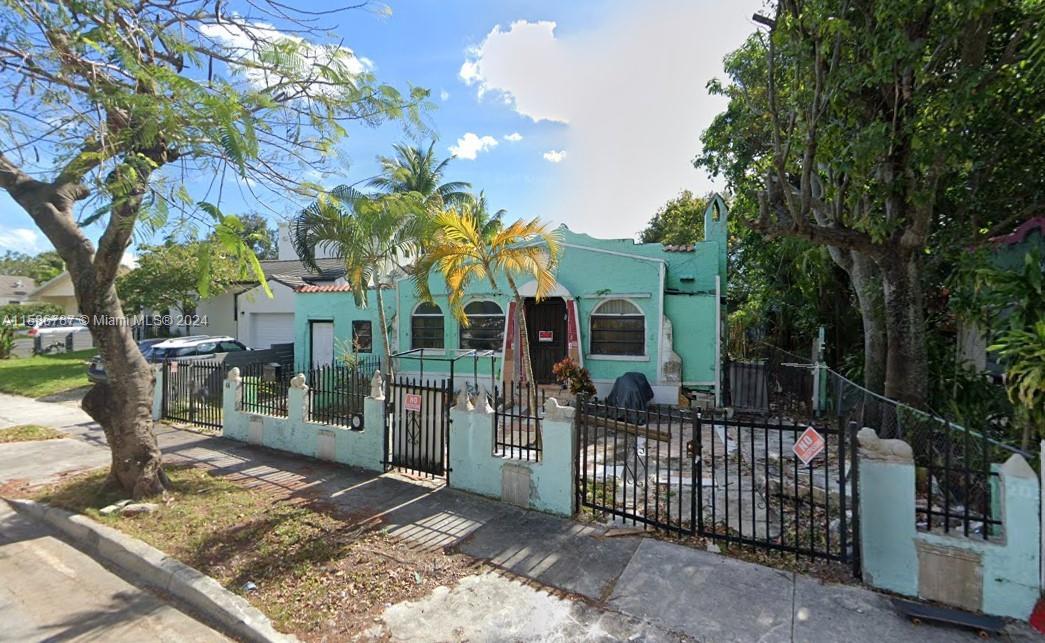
<box><xmin>662</xmin><ymin>244</ymin><xmax>695</xmax><ymax>252</ymax></box>
<box><xmin>296</xmin><ymin>284</ymin><xmax>355</xmax><ymax>293</ymax></box>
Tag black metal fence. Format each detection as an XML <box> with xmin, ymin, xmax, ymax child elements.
<box><xmin>822</xmin><ymin>369</ymin><xmax>1017</xmax><ymax>539</ymax></box>
<box><xmin>239</xmin><ymin>361</ymin><xmax>291</xmax><ymax>418</ymax></box>
<box><xmin>162</xmin><ymin>359</ymin><xmax>225</xmax><ymax>429</ymax></box>
<box><xmin>494</xmin><ymin>382</ymin><xmax>547</xmax><ymax>461</ymax></box>
<box><xmin>725</xmin><ymin>345</ymin><xmax>814</xmax><ymax>417</ymax></box>
<box><xmin>576</xmin><ymin>398</ymin><xmax>857</xmax><ymax>567</ymax></box>
<box><xmin>306</xmin><ymin>357</ymin><xmax>381</xmax><ymax>428</ymax></box>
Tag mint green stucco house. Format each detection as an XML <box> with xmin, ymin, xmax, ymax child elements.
<box><xmin>293</xmin><ymin>196</ymin><xmax>729</xmax><ymax>404</ymax></box>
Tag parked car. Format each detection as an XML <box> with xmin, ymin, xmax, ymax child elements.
<box><xmin>86</xmin><ymin>338</ymin><xmax>167</xmax><ymax>384</ymax></box>
<box><xmin>28</xmin><ymin>316</ymin><xmax>89</xmax><ymax>338</ymax></box>
<box><xmin>149</xmin><ymin>336</ymin><xmax>251</xmax><ymax>361</ymax></box>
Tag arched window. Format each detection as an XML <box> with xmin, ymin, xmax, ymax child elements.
<box><xmin>459</xmin><ymin>300</ymin><xmax>505</xmax><ymax>351</ymax></box>
<box><xmin>411</xmin><ymin>302</ymin><xmax>444</xmax><ymax>349</ymax></box>
<box><xmin>590</xmin><ymin>299</ymin><xmax>645</xmax><ymax>356</ymax></box>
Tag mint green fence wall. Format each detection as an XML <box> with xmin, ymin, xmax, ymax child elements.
<box><xmin>857</xmin><ymin>429</ymin><xmax>1041</xmax><ymax>619</ymax></box>
<box><xmin>448</xmin><ymin>393</ymin><xmax>576</xmax><ymax>516</ymax></box>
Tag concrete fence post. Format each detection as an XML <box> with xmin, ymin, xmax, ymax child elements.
<box><xmin>353</xmin><ymin>370</ymin><xmax>386</xmax><ymax>473</ymax></box>
<box><xmin>288</xmin><ymin>373</ymin><xmax>307</xmax><ymax>426</ymax></box>
<box><xmin>856</xmin><ymin>428</ymin><xmax>918</xmax><ymax>595</ymax></box>
<box><xmin>151</xmin><ymin>364</ymin><xmax>163</xmax><ymax>421</ymax></box>
<box><xmin>535</xmin><ymin>398</ymin><xmax>577</xmax><ymax>516</ymax></box>
<box><xmin>986</xmin><ymin>454</ymin><xmax>1040</xmax><ymax>618</ymax></box>
<box><xmin>222</xmin><ymin>367</ymin><xmax>247</xmax><ymax>441</ymax></box>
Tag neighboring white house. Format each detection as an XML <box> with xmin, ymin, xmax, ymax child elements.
<box><xmin>191</xmin><ymin>223</ymin><xmax>344</xmax><ymax>348</ymax></box>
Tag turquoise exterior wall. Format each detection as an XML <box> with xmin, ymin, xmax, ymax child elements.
<box><xmin>292</xmin><ymin>198</ymin><xmax>729</xmax><ymax>399</ymax></box>
<box><xmin>294</xmin><ymin>290</ymin><xmax>389</xmax><ymax>371</ymax></box>
<box><xmin>859</xmin><ymin>441</ymin><xmax>1041</xmax><ymax>620</ymax></box>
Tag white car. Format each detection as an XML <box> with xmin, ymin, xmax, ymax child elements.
<box><xmin>27</xmin><ymin>316</ymin><xmax>90</xmax><ymax>338</ymax></box>
<box><xmin>150</xmin><ymin>335</ymin><xmax>251</xmax><ymax>361</ymax></box>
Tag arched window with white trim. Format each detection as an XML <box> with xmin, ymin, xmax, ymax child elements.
<box><xmin>459</xmin><ymin>300</ymin><xmax>505</xmax><ymax>351</ymax></box>
<box><xmin>590</xmin><ymin>299</ymin><xmax>645</xmax><ymax>356</ymax></box>
<box><xmin>411</xmin><ymin>302</ymin><xmax>444</xmax><ymax>349</ymax></box>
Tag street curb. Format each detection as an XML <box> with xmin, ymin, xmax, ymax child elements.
<box><xmin>3</xmin><ymin>497</ymin><xmax>296</xmax><ymax>643</ymax></box>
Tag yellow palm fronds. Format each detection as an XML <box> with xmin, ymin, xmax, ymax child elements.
<box><xmin>414</xmin><ymin>203</ymin><xmax>562</xmax><ymax>325</ymax></box>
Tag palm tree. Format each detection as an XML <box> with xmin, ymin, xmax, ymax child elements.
<box><xmin>414</xmin><ymin>202</ymin><xmax>562</xmax><ymax>401</ymax></box>
<box><xmin>369</xmin><ymin>141</ymin><xmax>471</xmax><ymax>210</ymax></box>
<box><xmin>291</xmin><ymin>186</ymin><xmax>424</xmax><ymax>378</ymax></box>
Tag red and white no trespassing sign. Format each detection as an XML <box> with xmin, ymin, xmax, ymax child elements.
<box><xmin>404</xmin><ymin>393</ymin><xmax>422</xmax><ymax>413</ymax></box>
<box><xmin>793</xmin><ymin>426</ymin><xmax>825</xmax><ymax>465</ymax></box>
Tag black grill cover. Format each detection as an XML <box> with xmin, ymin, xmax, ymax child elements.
<box><xmin>605</xmin><ymin>372</ymin><xmax>654</xmax><ymax>413</ymax></box>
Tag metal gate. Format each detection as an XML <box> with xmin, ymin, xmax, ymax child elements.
<box><xmin>162</xmin><ymin>359</ymin><xmax>225</xmax><ymax>429</ymax></box>
<box><xmin>576</xmin><ymin>399</ymin><xmax>858</xmax><ymax>571</ymax></box>
<box><xmin>385</xmin><ymin>376</ymin><xmax>452</xmax><ymax>479</ymax></box>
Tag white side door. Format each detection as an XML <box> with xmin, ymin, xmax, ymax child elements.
<box><xmin>310</xmin><ymin>321</ymin><xmax>335</xmax><ymax>367</ymax></box>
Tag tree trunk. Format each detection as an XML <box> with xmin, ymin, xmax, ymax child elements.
<box><xmin>80</xmin><ymin>289</ymin><xmax>165</xmax><ymax>497</ymax></box>
<box><xmin>879</xmin><ymin>251</ymin><xmax>930</xmax><ymax>421</ymax></box>
<box><xmin>1</xmin><ymin>153</ymin><xmax>168</xmax><ymax>498</ymax></box>
<box><xmin>825</xmin><ymin>247</ymin><xmax>887</xmax><ymax>395</ymax></box>
<box><xmin>504</xmin><ymin>274</ymin><xmax>538</xmax><ymax>405</ymax></box>
<box><xmin>375</xmin><ymin>275</ymin><xmax>394</xmax><ymax>381</ymax></box>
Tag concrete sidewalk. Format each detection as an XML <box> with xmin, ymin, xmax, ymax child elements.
<box><xmin>0</xmin><ymin>393</ymin><xmax>1036</xmax><ymax>641</ymax></box>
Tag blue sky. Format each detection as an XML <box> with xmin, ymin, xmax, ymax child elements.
<box><xmin>0</xmin><ymin>0</ymin><xmax>763</xmax><ymax>256</ymax></box>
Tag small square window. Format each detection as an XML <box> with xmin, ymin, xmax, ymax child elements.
<box><xmin>352</xmin><ymin>320</ymin><xmax>373</xmax><ymax>353</ymax></box>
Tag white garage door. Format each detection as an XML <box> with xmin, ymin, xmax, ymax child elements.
<box><xmin>249</xmin><ymin>313</ymin><xmax>295</xmax><ymax>349</ymax></box>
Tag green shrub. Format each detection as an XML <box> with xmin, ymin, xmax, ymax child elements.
<box><xmin>0</xmin><ymin>302</ymin><xmax>65</xmax><ymax>326</ymax></box>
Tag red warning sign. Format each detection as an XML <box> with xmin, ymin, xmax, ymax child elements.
<box><xmin>404</xmin><ymin>393</ymin><xmax>422</xmax><ymax>413</ymax></box>
<box><xmin>792</xmin><ymin>426</ymin><xmax>825</xmax><ymax>465</ymax></box>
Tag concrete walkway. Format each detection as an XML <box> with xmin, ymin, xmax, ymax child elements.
<box><xmin>0</xmin><ymin>393</ymin><xmax>1038</xmax><ymax>642</ymax></box>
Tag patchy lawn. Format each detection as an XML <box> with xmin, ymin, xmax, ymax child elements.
<box><xmin>36</xmin><ymin>467</ymin><xmax>479</xmax><ymax>640</ymax></box>
<box><xmin>0</xmin><ymin>424</ymin><xmax>66</xmax><ymax>443</ymax></box>
<box><xmin>0</xmin><ymin>349</ymin><xmax>96</xmax><ymax>398</ymax></box>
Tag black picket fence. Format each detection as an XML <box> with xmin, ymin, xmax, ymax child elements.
<box><xmin>493</xmin><ymin>382</ymin><xmax>547</xmax><ymax>461</ymax></box>
<box><xmin>306</xmin><ymin>357</ymin><xmax>381</xmax><ymax>428</ymax></box>
<box><xmin>239</xmin><ymin>361</ymin><xmax>292</xmax><ymax>418</ymax></box>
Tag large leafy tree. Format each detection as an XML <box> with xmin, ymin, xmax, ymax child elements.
<box><xmin>117</xmin><ymin>242</ymin><xmax>241</xmax><ymax>317</ymax></box>
<box><xmin>699</xmin><ymin>1</ymin><xmax>1042</xmax><ymax>412</ymax></box>
<box><xmin>0</xmin><ymin>0</ymin><xmax>426</xmax><ymax>495</ymax></box>
<box><xmin>0</xmin><ymin>250</ymin><xmax>65</xmax><ymax>283</ymax></box>
<box><xmin>639</xmin><ymin>191</ymin><xmax>709</xmax><ymax>245</ymax></box>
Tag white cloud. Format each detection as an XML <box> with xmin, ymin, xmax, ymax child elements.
<box><xmin>449</xmin><ymin>133</ymin><xmax>499</xmax><ymax>160</ymax></box>
<box><xmin>0</xmin><ymin>227</ymin><xmax>45</xmax><ymax>253</ymax></box>
<box><xmin>458</xmin><ymin>3</ymin><xmax>762</xmax><ymax>237</ymax></box>
<box><xmin>459</xmin><ymin>21</ymin><xmax>569</xmax><ymax>124</ymax></box>
<box><xmin>200</xmin><ymin>20</ymin><xmax>371</xmax><ymax>93</ymax></box>
<box><xmin>543</xmin><ymin>150</ymin><xmax>566</xmax><ymax>163</ymax></box>
<box><xmin>440</xmin><ymin>89</ymin><xmax>450</xmax><ymax>101</ymax></box>
<box><xmin>504</xmin><ymin>132</ymin><xmax>523</xmax><ymax>142</ymax></box>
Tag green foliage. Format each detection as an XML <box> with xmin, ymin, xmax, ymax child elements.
<box><xmin>990</xmin><ymin>321</ymin><xmax>1045</xmax><ymax>444</ymax></box>
<box><xmin>0</xmin><ymin>325</ymin><xmax>13</xmax><ymax>360</ymax></box>
<box><xmin>368</xmin><ymin>142</ymin><xmax>471</xmax><ymax>210</ymax></box>
<box><xmin>639</xmin><ymin>191</ymin><xmax>708</xmax><ymax>245</ymax></box>
<box><xmin>0</xmin><ymin>251</ymin><xmax>64</xmax><ymax>283</ymax></box>
<box><xmin>0</xmin><ymin>302</ymin><xmax>64</xmax><ymax>325</ymax></box>
<box><xmin>0</xmin><ymin>0</ymin><xmax>429</xmax><ymax>302</ymax></box>
<box><xmin>236</xmin><ymin>214</ymin><xmax>279</xmax><ymax>260</ymax></box>
<box><xmin>117</xmin><ymin>242</ymin><xmax>242</xmax><ymax>313</ymax></box>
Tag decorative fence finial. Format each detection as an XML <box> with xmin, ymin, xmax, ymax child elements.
<box><xmin>856</xmin><ymin>427</ymin><xmax>913</xmax><ymax>463</ymax></box>
<box><xmin>226</xmin><ymin>367</ymin><xmax>241</xmax><ymax>383</ymax></box>
<box><xmin>290</xmin><ymin>373</ymin><xmax>307</xmax><ymax>390</ymax></box>
<box><xmin>455</xmin><ymin>388</ymin><xmax>474</xmax><ymax>412</ymax></box>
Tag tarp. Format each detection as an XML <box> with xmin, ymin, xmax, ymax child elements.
<box><xmin>605</xmin><ymin>372</ymin><xmax>654</xmax><ymax>413</ymax></box>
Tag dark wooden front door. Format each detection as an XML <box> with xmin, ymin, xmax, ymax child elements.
<box><xmin>524</xmin><ymin>298</ymin><xmax>567</xmax><ymax>384</ymax></box>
